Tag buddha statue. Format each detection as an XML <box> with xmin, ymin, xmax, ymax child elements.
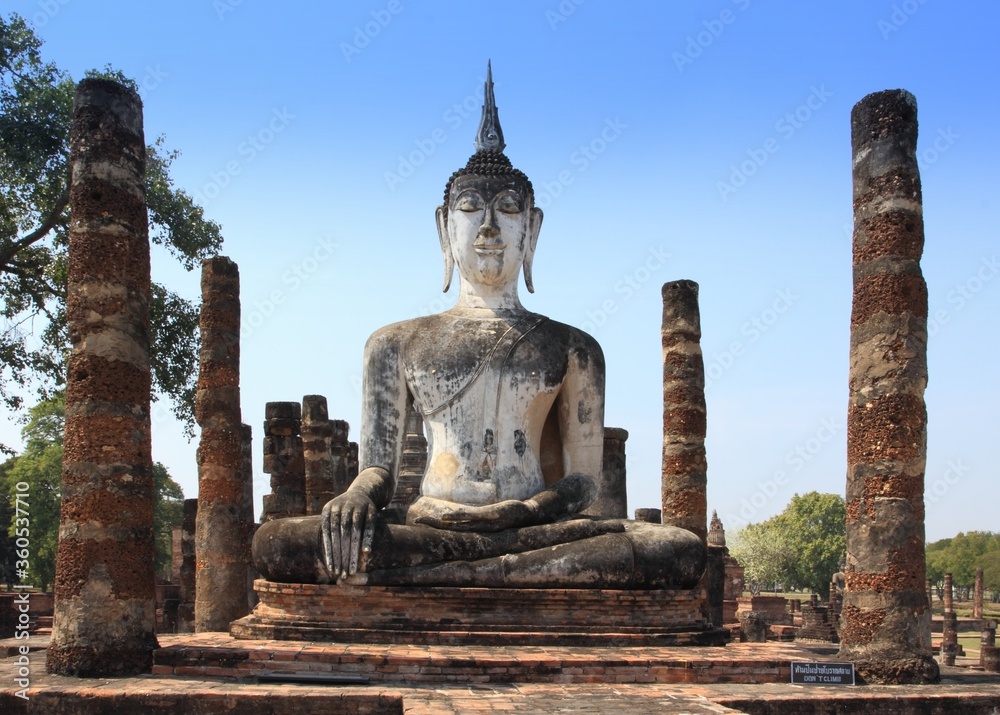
<box><xmin>252</xmin><ymin>63</ymin><xmax>705</xmax><ymax>589</ymax></box>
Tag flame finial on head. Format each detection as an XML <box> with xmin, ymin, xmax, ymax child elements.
<box><xmin>474</xmin><ymin>60</ymin><xmax>505</xmax><ymax>153</ymax></box>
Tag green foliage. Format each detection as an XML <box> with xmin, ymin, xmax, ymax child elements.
<box><xmin>980</xmin><ymin>550</ymin><xmax>1000</xmax><ymax>596</ymax></box>
<box><xmin>0</xmin><ymin>13</ymin><xmax>223</xmax><ymax>436</ymax></box>
<box><xmin>729</xmin><ymin>520</ymin><xmax>793</xmax><ymax>595</ymax></box>
<box><xmin>730</xmin><ymin>491</ymin><xmax>845</xmax><ymax>596</ymax></box>
<box><xmin>2</xmin><ymin>393</ymin><xmax>65</xmax><ymax>590</ymax></box>
<box><xmin>0</xmin><ymin>457</ymin><xmax>16</xmax><ymax>587</ymax></box>
<box><xmin>0</xmin><ymin>393</ymin><xmax>187</xmax><ymax>590</ymax></box>
<box><xmin>153</xmin><ymin>461</ymin><xmax>184</xmax><ymax>579</ymax></box>
<box><xmin>772</xmin><ymin>492</ymin><xmax>846</xmax><ymax>598</ymax></box>
<box><xmin>926</xmin><ymin>531</ymin><xmax>1000</xmax><ymax>597</ymax></box>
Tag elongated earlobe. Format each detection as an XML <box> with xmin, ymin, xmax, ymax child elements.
<box><xmin>522</xmin><ymin>206</ymin><xmax>543</xmax><ymax>293</ymax></box>
<box><xmin>436</xmin><ymin>206</ymin><xmax>454</xmax><ymax>292</ymax></box>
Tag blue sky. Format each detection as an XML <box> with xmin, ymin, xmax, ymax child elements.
<box><xmin>4</xmin><ymin>1</ymin><xmax>998</xmax><ymax>542</ymax></box>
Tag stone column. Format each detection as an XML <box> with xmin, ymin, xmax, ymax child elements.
<box><xmin>974</xmin><ymin>568</ymin><xmax>984</xmax><ymax>619</ymax></box>
<box><xmin>194</xmin><ymin>256</ymin><xmax>250</xmax><ymax>632</ymax></box>
<box><xmin>170</xmin><ymin>527</ymin><xmax>183</xmax><ymax>583</ymax></box>
<box><xmin>261</xmin><ymin>402</ymin><xmax>305</xmax><ymax>519</ymax></box>
<box><xmin>47</xmin><ymin>78</ymin><xmax>158</xmax><ymax>676</ymax></box>
<box><xmin>593</xmin><ymin>427</ymin><xmax>628</xmax><ymax>518</ymax></box>
<box><xmin>660</xmin><ymin>280</ymin><xmax>707</xmax><ymax>543</ymax></box>
<box><xmin>981</xmin><ymin>621</ymin><xmax>998</xmax><ymax>672</ymax></box>
<box><xmin>176</xmin><ymin>498</ymin><xmax>197</xmax><ymax>633</ymax></box>
<box><xmin>839</xmin><ymin>89</ymin><xmax>938</xmax><ymax>684</ymax></box>
<box><xmin>944</xmin><ymin>572</ymin><xmax>953</xmax><ymax>613</ymax></box>
<box><xmin>302</xmin><ymin>395</ymin><xmax>335</xmax><ymax>516</ymax></box>
<box><xmin>241</xmin><ymin>423</ymin><xmax>258</xmax><ymax>610</ymax></box>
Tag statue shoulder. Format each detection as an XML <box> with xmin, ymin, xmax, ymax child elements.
<box><xmin>363</xmin><ymin>315</ymin><xmax>449</xmax><ymax>356</ymax></box>
<box><xmin>541</xmin><ymin>318</ymin><xmax>605</xmax><ymax>370</ymax></box>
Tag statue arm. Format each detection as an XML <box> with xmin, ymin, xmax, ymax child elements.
<box><xmin>550</xmin><ymin>333</ymin><xmax>606</xmax><ymax>511</ymax></box>
<box><xmin>322</xmin><ymin>328</ymin><xmax>409</xmax><ymax>580</ymax></box>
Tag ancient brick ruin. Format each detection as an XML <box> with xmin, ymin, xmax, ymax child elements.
<box><xmin>194</xmin><ymin>256</ymin><xmax>252</xmax><ymax>631</ymax></box>
<box><xmin>660</xmin><ymin>279</ymin><xmax>708</xmax><ymax>544</ymax></box>
<box><xmin>47</xmin><ymin>78</ymin><xmax>158</xmax><ymax>676</ymax></box>
<box><xmin>839</xmin><ymin>89</ymin><xmax>938</xmax><ymax>683</ymax></box>
<box><xmin>260</xmin><ymin>402</ymin><xmax>306</xmax><ymax>520</ymax></box>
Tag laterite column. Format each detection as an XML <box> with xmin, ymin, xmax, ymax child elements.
<box><xmin>302</xmin><ymin>395</ymin><xmax>335</xmax><ymax>515</ymax></box>
<box><xmin>660</xmin><ymin>280</ymin><xmax>708</xmax><ymax>543</ymax></box>
<box><xmin>194</xmin><ymin>256</ymin><xmax>250</xmax><ymax>631</ymax></box>
<box><xmin>48</xmin><ymin>79</ymin><xmax>157</xmax><ymax>676</ymax></box>
<box><xmin>839</xmin><ymin>89</ymin><xmax>938</xmax><ymax>683</ymax></box>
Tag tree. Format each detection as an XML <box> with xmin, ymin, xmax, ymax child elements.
<box><xmin>926</xmin><ymin>532</ymin><xmax>1000</xmax><ymax>601</ymax></box>
<box><xmin>1</xmin><ymin>392</ymin><xmax>187</xmax><ymax>590</ymax></box>
<box><xmin>730</xmin><ymin>520</ymin><xmax>794</xmax><ymax>595</ymax></box>
<box><xmin>0</xmin><ymin>13</ymin><xmax>221</xmax><ymax>436</ymax></box>
<box><xmin>0</xmin><ymin>457</ymin><xmax>15</xmax><ymax>588</ymax></box>
<box><xmin>153</xmin><ymin>462</ymin><xmax>184</xmax><ymax>579</ymax></box>
<box><xmin>980</xmin><ymin>550</ymin><xmax>1000</xmax><ymax>602</ymax></box>
<box><xmin>772</xmin><ymin>491</ymin><xmax>846</xmax><ymax>598</ymax></box>
<box><xmin>2</xmin><ymin>393</ymin><xmax>64</xmax><ymax>590</ymax></box>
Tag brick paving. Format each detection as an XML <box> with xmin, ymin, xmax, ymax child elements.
<box><xmin>3</xmin><ymin>634</ymin><xmax>1000</xmax><ymax>713</ymax></box>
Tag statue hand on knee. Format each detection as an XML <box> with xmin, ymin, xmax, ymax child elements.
<box><xmin>322</xmin><ymin>490</ymin><xmax>377</xmax><ymax>580</ymax></box>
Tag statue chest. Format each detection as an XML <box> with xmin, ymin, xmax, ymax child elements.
<box><xmin>402</xmin><ymin>318</ymin><xmax>568</xmax><ymax>503</ymax></box>
<box><xmin>403</xmin><ymin>318</ymin><xmax>567</xmax><ymax>427</ymax></box>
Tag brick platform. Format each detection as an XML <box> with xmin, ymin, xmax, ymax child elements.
<box><xmin>155</xmin><ymin>632</ymin><xmax>804</xmax><ymax>684</ymax></box>
<box><xmin>5</xmin><ymin>636</ymin><xmax>1000</xmax><ymax>714</ymax></box>
<box><xmin>231</xmin><ymin>580</ymin><xmax>728</xmax><ymax>647</ymax></box>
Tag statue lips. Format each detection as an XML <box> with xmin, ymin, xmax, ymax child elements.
<box><xmin>473</xmin><ymin>240</ymin><xmax>506</xmax><ymax>257</ymax></box>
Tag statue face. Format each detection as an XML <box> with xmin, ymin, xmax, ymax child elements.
<box><xmin>439</xmin><ymin>174</ymin><xmax>541</xmax><ymax>291</ymax></box>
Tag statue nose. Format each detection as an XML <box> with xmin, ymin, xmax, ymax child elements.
<box><xmin>477</xmin><ymin>208</ymin><xmax>501</xmax><ymax>240</ymax></box>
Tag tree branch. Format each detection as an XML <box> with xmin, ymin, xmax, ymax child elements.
<box><xmin>0</xmin><ymin>186</ymin><xmax>69</xmax><ymax>270</ymax></box>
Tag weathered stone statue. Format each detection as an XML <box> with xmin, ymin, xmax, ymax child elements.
<box><xmin>253</xmin><ymin>64</ymin><xmax>704</xmax><ymax>589</ymax></box>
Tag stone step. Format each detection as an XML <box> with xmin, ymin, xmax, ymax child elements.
<box><xmin>152</xmin><ymin>637</ymin><xmax>794</xmax><ymax>685</ymax></box>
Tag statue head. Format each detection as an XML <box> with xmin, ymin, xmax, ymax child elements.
<box><xmin>436</xmin><ymin>62</ymin><xmax>543</xmax><ymax>296</ymax></box>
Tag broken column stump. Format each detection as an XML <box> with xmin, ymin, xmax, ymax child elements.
<box><xmin>261</xmin><ymin>402</ymin><xmax>306</xmax><ymax>520</ymax></box>
<box><xmin>982</xmin><ymin>622</ymin><xmax>999</xmax><ymax>672</ymax></box>
<box><xmin>302</xmin><ymin>395</ymin><xmax>335</xmax><ymax>516</ymax></box>
<box><xmin>47</xmin><ymin>78</ymin><xmax>158</xmax><ymax>676</ymax></box>
<box><xmin>594</xmin><ymin>427</ymin><xmax>628</xmax><ymax>518</ymax></box>
<box><xmin>839</xmin><ymin>89</ymin><xmax>938</xmax><ymax>684</ymax></box>
<box><xmin>660</xmin><ymin>280</ymin><xmax>708</xmax><ymax>543</ymax></box>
